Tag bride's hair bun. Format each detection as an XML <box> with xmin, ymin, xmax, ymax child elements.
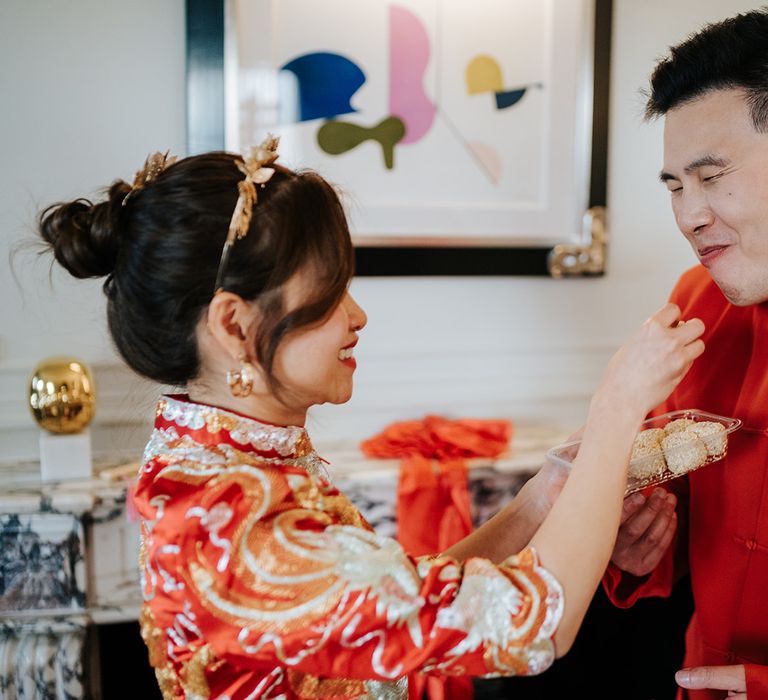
<box><xmin>39</xmin><ymin>180</ymin><xmax>130</xmax><ymax>279</ymax></box>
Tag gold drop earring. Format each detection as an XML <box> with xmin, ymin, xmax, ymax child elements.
<box><xmin>226</xmin><ymin>356</ymin><xmax>257</xmax><ymax>397</ymax></box>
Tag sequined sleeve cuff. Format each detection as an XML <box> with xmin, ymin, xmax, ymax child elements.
<box><xmin>497</xmin><ymin>546</ymin><xmax>564</xmax><ymax>674</ymax></box>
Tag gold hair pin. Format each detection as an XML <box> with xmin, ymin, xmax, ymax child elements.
<box><xmin>122</xmin><ymin>150</ymin><xmax>178</xmax><ymax>207</ymax></box>
<box><xmin>213</xmin><ymin>134</ymin><xmax>280</xmax><ymax>292</ymax></box>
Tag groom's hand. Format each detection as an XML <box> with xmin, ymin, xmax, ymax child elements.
<box><xmin>676</xmin><ymin>664</ymin><xmax>747</xmax><ymax>699</ymax></box>
<box><xmin>610</xmin><ymin>487</ymin><xmax>677</xmax><ymax>576</ymax></box>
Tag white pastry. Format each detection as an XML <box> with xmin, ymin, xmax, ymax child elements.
<box><xmin>664</xmin><ymin>418</ymin><xmax>695</xmax><ymax>435</ymax></box>
<box><xmin>629</xmin><ymin>428</ymin><xmax>667</xmax><ymax>479</ymax></box>
<box><xmin>661</xmin><ymin>431</ymin><xmax>708</xmax><ymax>474</ymax></box>
<box><xmin>687</xmin><ymin>421</ymin><xmax>727</xmax><ymax>458</ymax></box>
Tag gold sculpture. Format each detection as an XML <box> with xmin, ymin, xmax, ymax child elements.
<box><xmin>28</xmin><ymin>358</ymin><xmax>96</xmax><ymax>434</ymax></box>
<box><xmin>547</xmin><ymin>207</ymin><xmax>609</xmax><ymax>278</ymax></box>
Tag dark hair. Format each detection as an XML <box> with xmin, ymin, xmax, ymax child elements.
<box><xmin>38</xmin><ymin>152</ymin><xmax>354</xmax><ymax>388</ymax></box>
<box><xmin>645</xmin><ymin>8</ymin><xmax>768</xmax><ymax>130</ymax></box>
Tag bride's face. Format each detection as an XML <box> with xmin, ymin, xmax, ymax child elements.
<box><xmin>272</xmin><ymin>276</ymin><xmax>367</xmax><ymax>411</ymax></box>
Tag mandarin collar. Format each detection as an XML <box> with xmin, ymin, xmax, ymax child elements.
<box><xmin>155</xmin><ymin>394</ymin><xmax>314</xmax><ymax>460</ymax></box>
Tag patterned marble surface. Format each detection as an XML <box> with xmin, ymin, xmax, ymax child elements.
<box><xmin>0</xmin><ymin>514</ymin><xmax>85</xmax><ymax>613</ymax></box>
<box><xmin>0</xmin><ymin>619</ymin><xmax>85</xmax><ymax>699</ymax></box>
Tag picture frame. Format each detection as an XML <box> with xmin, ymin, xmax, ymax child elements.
<box><xmin>186</xmin><ymin>0</ymin><xmax>612</xmax><ymax>276</ymax></box>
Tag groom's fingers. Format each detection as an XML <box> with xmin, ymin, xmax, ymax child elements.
<box><xmin>675</xmin><ymin>665</ymin><xmax>746</xmax><ymax>691</ymax></box>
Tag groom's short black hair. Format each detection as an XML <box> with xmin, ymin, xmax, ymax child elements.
<box><xmin>646</xmin><ymin>8</ymin><xmax>768</xmax><ymax>131</ymax></box>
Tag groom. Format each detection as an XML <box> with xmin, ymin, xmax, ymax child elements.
<box><xmin>604</xmin><ymin>9</ymin><xmax>768</xmax><ymax>699</ymax></box>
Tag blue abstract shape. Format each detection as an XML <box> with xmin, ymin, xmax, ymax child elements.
<box><xmin>280</xmin><ymin>52</ymin><xmax>366</xmax><ymax>122</ymax></box>
<box><xmin>495</xmin><ymin>88</ymin><xmax>527</xmax><ymax>110</ymax></box>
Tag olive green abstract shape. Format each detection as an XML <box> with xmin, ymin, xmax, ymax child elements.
<box><xmin>317</xmin><ymin>116</ymin><xmax>406</xmax><ymax>169</ymax></box>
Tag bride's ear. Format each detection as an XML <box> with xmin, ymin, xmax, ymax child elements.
<box><xmin>204</xmin><ymin>291</ymin><xmax>261</xmax><ymax>362</ymax></box>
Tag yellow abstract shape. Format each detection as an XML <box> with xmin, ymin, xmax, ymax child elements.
<box><xmin>466</xmin><ymin>55</ymin><xmax>504</xmax><ymax>95</ymax></box>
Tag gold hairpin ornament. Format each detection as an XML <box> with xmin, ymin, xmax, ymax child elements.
<box><xmin>122</xmin><ymin>150</ymin><xmax>178</xmax><ymax>207</ymax></box>
<box><xmin>214</xmin><ymin>134</ymin><xmax>280</xmax><ymax>292</ymax></box>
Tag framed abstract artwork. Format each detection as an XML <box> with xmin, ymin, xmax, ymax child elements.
<box><xmin>187</xmin><ymin>0</ymin><xmax>612</xmax><ymax>276</ymax></box>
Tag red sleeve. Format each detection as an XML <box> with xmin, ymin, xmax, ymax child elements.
<box><xmin>746</xmin><ymin>664</ymin><xmax>768</xmax><ymax>700</ymax></box>
<box><xmin>171</xmin><ymin>463</ymin><xmax>566</xmax><ymax>680</ymax></box>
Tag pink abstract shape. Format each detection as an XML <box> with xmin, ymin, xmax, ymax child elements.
<box><xmin>389</xmin><ymin>5</ymin><xmax>436</xmax><ymax>145</ymax></box>
<box><xmin>467</xmin><ymin>142</ymin><xmax>502</xmax><ymax>184</ymax></box>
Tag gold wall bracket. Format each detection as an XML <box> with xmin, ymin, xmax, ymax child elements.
<box><xmin>547</xmin><ymin>206</ymin><xmax>608</xmax><ymax>278</ymax></box>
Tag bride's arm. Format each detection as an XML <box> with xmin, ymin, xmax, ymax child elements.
<box><xmin>445</xmin><ymin>304</ymin><xmax>705</xmax><ymax>656</ymax></box>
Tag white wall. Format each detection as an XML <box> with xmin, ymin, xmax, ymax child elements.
<box><xmin>1</xmin><ymin>0</ymin><xmax>762</xmax><ymax>461</ymax></box>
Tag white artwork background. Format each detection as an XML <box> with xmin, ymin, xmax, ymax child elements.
<box><xmin>228</xmin><ymin>0</ymin><xmax>594</xmax><ymax>244</ymax></box>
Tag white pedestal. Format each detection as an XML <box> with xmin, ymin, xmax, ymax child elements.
<box><xmin>39</xmin><ymin>430</ymin><xmax>93</xmax><ymax>482</ymax></box>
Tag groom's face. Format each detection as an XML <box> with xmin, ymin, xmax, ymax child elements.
<box><xmin>661</xmin><ymin>88</ymin><xmax>768</xmax><ymax>306</ymax></box>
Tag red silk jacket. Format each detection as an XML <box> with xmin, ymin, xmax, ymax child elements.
<box><xmin>603</xmin><ymin>266</ymin><xmax>768</xmax><ymax>700</ymax></box>
<box><xmin>134</xmin><ymin>395</ymin><xmax>563</xmax><ymax>699</ymax></box>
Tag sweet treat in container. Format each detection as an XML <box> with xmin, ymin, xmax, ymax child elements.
<box><xmin>545</xmin><ymin>410</ymin><xmax>742</xmax><ymax>496</ymax></box>
<box><xmin>661</xmin><ymin>430</ymin><xmax>708</xmax><ymax>474</ymax></box>
<box><xmin>629</xmin><ymin>429</ymin><xmax>667</xmax><ymax>479</ymax></box>
<box><xmin>663</xmin><ymin>418</ymin><xmax>695</xmax><ymax>434</ymax></box>
<box><xmin>687</xmin><ymin>421</ymin><xmax>727</xmax><ymax>458</ymax></box>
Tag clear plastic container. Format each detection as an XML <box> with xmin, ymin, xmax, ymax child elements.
<box><xmin>545</xmin><ymin>410</ymin><xmax>743</xmax><ymax>495</ymax></box>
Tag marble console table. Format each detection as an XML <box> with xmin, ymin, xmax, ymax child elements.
<box><xmin>0</xmin><ymin>423</ymin><xmax>571</xmax><ymax>699</ymax></box>
<box><xmin>0</xmin><ymin>462</ymin><xmax>140</xmax><ymax>699</ymax></box>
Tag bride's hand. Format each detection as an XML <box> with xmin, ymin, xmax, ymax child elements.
<box><xmin>597</xmin><ymin>304</ymin><xmax>705</xmax><ymax>418</ymax></box>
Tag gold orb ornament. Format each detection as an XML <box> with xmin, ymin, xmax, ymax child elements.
<box><xmin>28</xmin><ymin>357</ymin><xmax>96</xmax><ymax>434</ymax></box>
